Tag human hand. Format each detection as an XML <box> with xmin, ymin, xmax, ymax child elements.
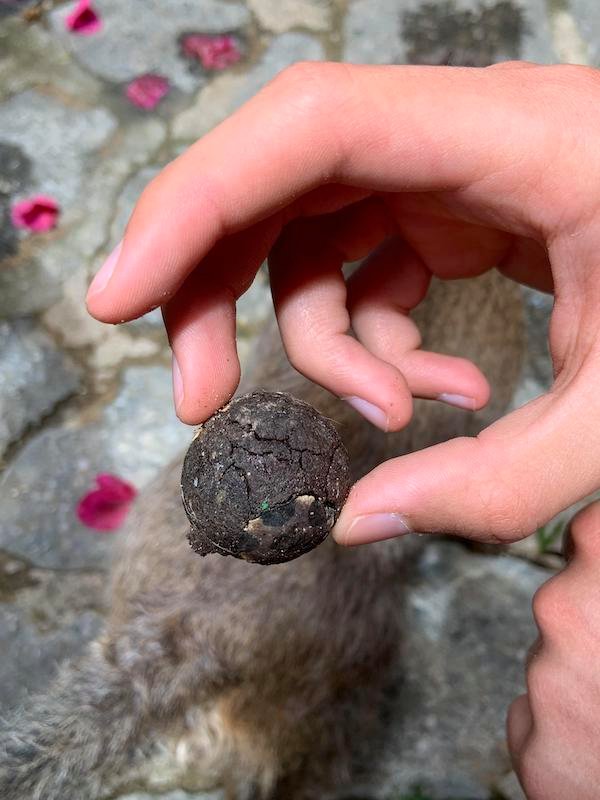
<box><xmin>508</xmin><ymin>502</ymin><xmax>600</xmax><ymax>799</ymax></box>
<box><xmin>86</xmin><ymin>61</ymin><xmax>600</xmax><ymax>544</ymax></box>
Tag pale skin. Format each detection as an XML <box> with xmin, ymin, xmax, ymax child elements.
<box><xmin>86</xmin><ymin>61</ymin><xmax>600</xmax><ymax>797</ymax></box>
<box><xmin>508</xmin><ymin>500</ymin><xmax>600</xmax><ymax>800</ymax></box>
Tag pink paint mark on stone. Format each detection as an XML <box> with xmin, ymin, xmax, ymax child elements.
<box><xmin>77</xmin><ymin>473</ymin><xmax>137</xmax><ymax>532</ymax></box>
<box><xmin>11</xmin><ymin>195</ymin><xmax>60</xmax><ymax>232</ymax></box>
<box><xmin>65</xmin><ymin>0</ymin><xmax>102</xmax><ymax>35</ymax></box>
<box><xmin>181</xmin><ymin>33</ymin><xmax>242</xmax><ymax>70</ymax></box>
<box><xmin>125</xmin><ymin>74</ymin><xmax>171</xmax><ymax>110</ymax></box>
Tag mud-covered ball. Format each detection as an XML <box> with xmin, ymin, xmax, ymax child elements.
<box><xmin>181</xmin><ymin>391</ymin><xmax>351</xmax><ymax>565</ymax></box>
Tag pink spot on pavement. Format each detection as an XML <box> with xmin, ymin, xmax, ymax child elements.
<box><xmin>77</xmin><ymin>473</ymin><xmax>137</xmax><ymax>532</ymax></box>
<box><xmin>125</xmin><ymin>74</ymin><xmax>171</xmax><ymax>110</ymax></box>
<box><xmin>65</xmin><ymin>0</ymin><xmax>102</xmax><ymax>36</ymax></box>
<box><xmin>181</xmin><ymin>33</ymin><xmax>242</xmax><ymax>70</ymax></box>
<box><xmin>11</xmin><ymin>196</ymin><xmax>60</xmax><ymax>233</ymax></box>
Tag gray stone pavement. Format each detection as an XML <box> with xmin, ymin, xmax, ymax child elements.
<box><xmin>0</xmin><ymin>1</ymin><xmax>598</xmax><ymax>798</ymax></box>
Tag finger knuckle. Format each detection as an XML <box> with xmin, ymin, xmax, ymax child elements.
<box><xmin>525</xmin><ymin>636</ymin><xmax>542</xmax><ymax>670</ymax></box>
<box><xmin>564</xmin><ymin>501</ymin><xmax>600</xmax><ymax>561</ymax></box>
<box><xmin>286</xmin><ymin>337</ymin><xmax>333</xmax><ymax>382</ymax></box>
<box><xmin>281</xmin><ymin>319</ymin><xmax>325</xmax><ymax>377</ymax></box>
<box><xmin>531</xmin><ymin>576</ymin><xmax>573</xmax><ymax>639</ymax></box>
<box><xmin>516</xmin><ymin>739</ymin><xmax>549</xmax><ymax>800</ymax></box>
<box><xmin>554</xmin><ymin>63</ymin><xmax>600</xmax><ymax>90</ymax></box>
<box><xmin>506</xmin><ymin>693</ymin><xmax>531</xmax><ymax>750</ymax></box>
<box><xmin>487</xmin><ymin>59</ymin><xmax>535</xmax><ymax>70</ymax></box>
<box><xmin>285</xmin><ymin>326</ymin><xmax>354</xmax><ymax>389</ymax></box>
<box><xmin>275</xmin><ymin>61</ymin><xmax>340</xmax><ymax>113</ymax></box>
<box><xmin>526</xmin><ymin>657</ymin><xmax>560</xmax><ymax>715</ymax></box>
<box><xmin>284</xmin><ymin>336</ymin><xmax>311</xmax><ymax>376</ymax></box>
<box><xmin>132</xmin><ymin>169</ymin><xmax>165</xmax><ymax>215</ymax></box>
<box><xmin>471</xmin><ymin>472</ymin><xmax>532</xmax><ymax>542</ymax></box>
<box><xmin>272</xmin><ymin>61</ymin><xmax>352</xmax><ymax>170</ymax></box>
<box><xmin>546</xmin><ymin>65</ymin><xmax>600</xmax><ymax>135</ymax></box>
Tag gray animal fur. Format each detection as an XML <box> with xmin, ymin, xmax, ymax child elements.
<box><xmin>0</xmin><ymin>273</ymin><xmax>524</xmax><ymax>800</ymax></box>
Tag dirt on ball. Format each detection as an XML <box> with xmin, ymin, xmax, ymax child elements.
<box><xmin>181</xmin><ymin>391</ymin><xmax>351</xmax><ymax>564</ymax></box>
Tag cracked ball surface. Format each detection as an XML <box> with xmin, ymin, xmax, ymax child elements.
<box><xmin>181</xmin><ymin>391</ymin><xmax>352</xmax><ymax>564</ymax></box>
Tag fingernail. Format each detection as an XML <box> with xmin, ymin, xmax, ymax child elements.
<box><xmin>343</xmin><ymin>397</ymin><xmax>388</xmax><ymax>431</ymax></box>
<box><xmin>172</xmin><ymin>354</ymin><xmax>184</xmax><ymax>411</ymax></box>
<box><xmin>87</xmin><ymin>241</ymin><xmax>122</xmax><ymax>299</ymax></box>
<box><xmin>437</xmin><ymin>393</ymin><xmax>476</xmax><ymax>411</ymax></box>
<box><xmin>338</xmin><ymin>513</ymin><xmax>412</xmax><ymax>546</ymax></box>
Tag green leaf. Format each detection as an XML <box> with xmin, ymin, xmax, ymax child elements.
<box><xmin>535</xmin><ymin>519</ymin><xmax>564</xmax><ymax>554</ymax></box>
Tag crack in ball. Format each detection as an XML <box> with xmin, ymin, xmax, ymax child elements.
<box><xmin>181</xmin><ymin>391</ymin><xmax>352</xmax><ymax>564</ymax></box>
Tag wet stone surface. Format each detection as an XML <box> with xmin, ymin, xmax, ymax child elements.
<box><xmin>0</xmin><ymin>114</ymin><xmax>166</xmax><ymax>318</ymax></box>
<box><xmin>0</xmin><ymin>17</ymin><xmax>102</xmax><ymax>103</ymax></box>
<box><xmin>343</xmin><ymin>0</ymin><xmax>557</xmax><ymax>65</ymax></box>
<box><xmin>117</xmin><ymin>791</ymin><xmax>224</xmax><ymax>800</ymax></box>
<box><xmin>382</xmin><ymin>540</ymin><xmax>549</xmax><ymax>799</ymax></box>
<box><xmin>0</xmin><ymin>366</ymin><xmax>190</xmax><ymax>570</ymax></box>
<box><xmin>50</xmin><ymin>0</ymin><xmax>251</xmax><ymax>92</ymax></box>
<box><xmin>173</xmin><ymin>31</ymin><xmax>325</xmax><ymax>139</ymax></box>
<box><xmin>0</xmin><ymin>141</ymin><xmax>32</xmax><ymax>259</ymax></box>
<box><xmin>0</xmin><ymin>90</ymin><xmax>118</xmax><ymax>316</ymax></box>
<box><xmin>248</xmin><ymin>0</ymin><xmax>333</xmax><ymax>32</ymax></box>
<box><xmin>0</xmin><ymin>90</ymin><xmax>117</xmax><ymax>209</ymax></box>
<box><xmin>571</xmin><ymin>0</ymin><xmax>600</xmax><ymax>65</ymax></box>
<box><xmin>402</xmin><ymin>0</ymin><xmax>530</xmax><ymax>65</ymax></box>
<box><xmin>0</xmin><ymin>554</ymin><xmax>105</xmax><ymax>713</ymax></box>
<box><xmin>0</xmin><ymin>319</ymin><xmax>81</xmax><ymax>458</ymax></box>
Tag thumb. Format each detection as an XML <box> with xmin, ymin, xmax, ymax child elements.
<box><xmin>332</xmin><ymin>373</ymin><xmax>600</xmax><ymax>545</ymax></box>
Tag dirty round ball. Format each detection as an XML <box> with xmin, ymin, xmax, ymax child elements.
<box><xmin>181</xmin><ymin>391</ymin><xmax>352</xmax><ymax>565</ymax></box>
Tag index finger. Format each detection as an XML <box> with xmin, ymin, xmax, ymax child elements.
<box><xmin>86</xmin><ymin>61</ymin><xmax>563</xmax><ymax>323</ymax></box>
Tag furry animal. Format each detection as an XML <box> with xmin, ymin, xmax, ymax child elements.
<box><xmin>0</xmin><ymin>273</ymin><xmax>523</xmax><ymax>800</ymax></box>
